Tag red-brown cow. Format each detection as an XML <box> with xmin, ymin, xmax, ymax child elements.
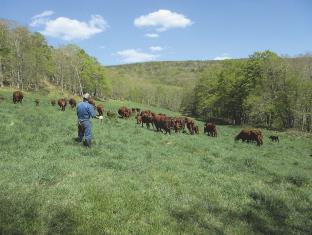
<box><xmin>235</xmin><ymin>128</ymin><xmax>263</xmax><ymax>146</ymax></box>
<box><xmin>58</xmin><ymin>98</ymin><xmax>67</xmax><ymax>111</ymax></box>
<box><xmin>88</xmin><ymin>98</ymin><xmax>96</xmax><ymax>110</ymax></box>
<box><xmin>136</xmin><ymin>113</ymin><xmax>142</xmax><ymax>124</ymax></box>
<box><xmin>185</xmin><ymin>117</ymin><xmax>196</xmax><ymax>135</ymax></box>
<box><xmin>12</xmin><ymin>91</ymin><xmax>23</xmax><ymax>104</ymax></box>
<box><xmin>118</xmin><ymin>106</ymin><xmax>132</xmax><ymax>119</ymax></box>
<box><xmin>69</xmin><ymin>98</ymin><xmax>77</xmax><ymax>108</ymax></box>
<box><xmin>173</xmin><ymin>117</ymin><xmax>186</xmax><ymax>133</ymax></box>
<box><xmin>204</xmin><ymin>123</ymin><xmax>217</xmax><ymax>137</ymax></box>
<box><xmin>152</xmin><ymin>114</ymin><xmax>173</xmax><ymax>134</ymax></box>
<box><xmin>97</xmin><ymin>104</ymin><xmax>104</xmax><ymax>116</ymax></box>
<box><xmin>140</xmin><ymin>110</ymin><xmax>154</xmax><ymax>128</ymax></box>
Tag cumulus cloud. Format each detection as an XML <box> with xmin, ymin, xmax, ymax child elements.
<box><xmin>30</xmin><ymin>10</ymin><xmax>55</xmax><ymax>27</ymax></box>
<box><xmin>145</xmin><ymin>33</ymin><xmax>159</xmax><ymax>38</ymax></box>
<box><xmin>149</xmin><ymin>46</ymin><xmax>163</xmax><ymax>52</ymax></box>
<box><xmin>134</xmin><ymin>9</ymin><xmax>192</xmax><ymax>32</ymax></box>
<box><xmin>30</xmin><ymin>12</ymin><xmax>109</xmax><ymax>40</ymax></box>
<box><xmin>115</xmin><ymin>49</ymin><xmax>159</xmax><ymax>63</ymax></box>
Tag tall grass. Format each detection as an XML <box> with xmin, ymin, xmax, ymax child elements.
<box><xmin>0</xmin><ymin>89</ymin><xmax>311</xmax><ymax>234</ymax></box>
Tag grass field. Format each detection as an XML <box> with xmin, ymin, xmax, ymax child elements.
<box><xmin>0</xmin><ymin>89</ymin><xmax>311</xmax><ymax>234</ymax></box>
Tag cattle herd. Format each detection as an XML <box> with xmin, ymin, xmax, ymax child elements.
<box><xmin>11</xmin><ymin>90</ymin><xmax>280</xmax><ymax>146</ymax></box>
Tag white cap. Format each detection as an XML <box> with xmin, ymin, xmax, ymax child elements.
<box><xmin>83</xmin><ymin>93</ymin><xmax>90</xmax><ymax>99</ymax></box>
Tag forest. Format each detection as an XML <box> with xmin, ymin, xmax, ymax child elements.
<box><xmin>1</xmin><ymin>19</ymin><xmax>312</xmax><ymax>131</ymax></box>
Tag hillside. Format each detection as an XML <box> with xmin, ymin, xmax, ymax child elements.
<box><xmin>107</xmin><ymin>60</ymin><xmax>219</xmax><ymax>87</ymax></box>
<box><xmin>0</xmin><ymin>89</ymin><xmax>311</xmax><ymax>234</ymax></box>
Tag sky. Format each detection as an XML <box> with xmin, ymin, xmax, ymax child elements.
<box><xmin>1</xmin><ymin>0</ymin><xmax>311</xmax><ymax>65</ymax></box>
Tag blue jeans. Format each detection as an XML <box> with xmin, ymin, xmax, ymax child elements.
<box><xmin>78</xmin><ymin>120</ymin><xmax>92</xmax><ymax>143</ymax></box>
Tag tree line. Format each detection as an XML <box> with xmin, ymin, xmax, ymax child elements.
<box><xmin>1</xmin><ymin>19</ymin><xmax>311</xmax><ymax>131</ymax></box>
<box><xmin>0</xmin><ymin>19</ymin><xmax>110</xmax><ymax>97</ymax></box>
<box><xmin>183</xmin><ymin>51</ymin><xmax>312</xmax><ymax>131</ymax></box>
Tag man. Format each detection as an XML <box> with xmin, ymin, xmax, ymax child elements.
<box><xmin>76</xmin><ymin>93</ymin><xmax>97</xmax><ymax>147</ymax></box>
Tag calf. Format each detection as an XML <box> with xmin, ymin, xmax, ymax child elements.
<box><xmin>107</xmin><ymin>110</ymin><xmax>116</xmax><ymax>119</ymax></box>
<box><xmin>50</xmin><ymin>99</ymin><xmax>56</xmax><ymax>106</ymax></box>
<box><xmin>34</xmin><ymin>99</ymin><xmax>40</xmax><ymax>106</ymax></box>
<box><xmin>269</xmin><ymin>135</ymin><xmax>279</xmax><ymax>142</ymax></box>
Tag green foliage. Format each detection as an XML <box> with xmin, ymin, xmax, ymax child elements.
<box><xmin>0</xmin><ymin>89</ymin><xmax>311</xmax><ymax>234</ymax></box>
<box><xmin>188</xmin><ymin>51</ymin><xmax>312</xmax><ymax>131</ymax></box>
<box><xmin>0</xmin><ymin>20</ymin><xmax>110</xmax><ymax>97</ymax></box>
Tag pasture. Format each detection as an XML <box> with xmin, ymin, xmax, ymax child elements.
<box><xmin>0</xmin><ymin>89</ymin><xmax>311</xmax><ymax>234</ymax></box>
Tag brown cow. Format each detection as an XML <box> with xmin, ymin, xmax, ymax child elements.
<box><xmin>69</xmin><ymin>98</ymin><xmax>77</xmax><ymax>108</ymax></box>
<box><xmin>204</xmin><ymin>123</ymin><xmax>217</xmax><ymax>137</ymax></box>
<box><xmin>185</xmin><ymin>117</ymin><xmax>196</xmax><ymax>135</ymax></box>
<box><xmin>235</xmin><ymin>128</ymin><xmax>263</xmax><ymax>146</ymax></box>
<box><xmin>50</xmin><ymin>99</ymin><xmax>56</xmax><ymax>106</ymax></box>
<box><xmin>34</xmin><ymin>99</ymin><xmax>40</xmax><ymax>106</ymax></box>
<box><xmin>173</xmin><ymin>117</ymin><xmax>186</xmax><ymax>133</ymax></box>
<box><xmin>136</xmin><ymin>113</ymin><xmax>142</xmax><ymax>124</ymax></box>
<box><xmin>118</xmin><ymin>106</ymin><xmax>132</xmax><ymax>119</ymax></box>
<box><xmin>58</xmin><ymin>98</ymin><xmax>67</xmax><ymax>111</ymax></box>
<box><xmin>140</xmin><ymin>110</ymin><xmax>153</xmax><ymax>128</ymax></box>
<box><xmin>12</xmin><ymin>91</ymin><xmax>23</xmax><ymax>104</ymax></box>
<box><xmin>107</xmin><ymin>110</ymin><xmax>116</xmax><ymax>119</ymax></box>
<box><xmin>88</xmin><ymin>98</ymin><xmax>96</xmax><ymax>110</ymax></box>
<box><xmin>152</xmin><ymin>114</ymin><xmax>173</xmax><ymax>134</ymax></box>
<box><xmin>97</xmin><ymin>104</ymin><xmax>104</xmax><ymax>116</ymax></box>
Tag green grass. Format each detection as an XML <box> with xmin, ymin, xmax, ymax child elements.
<box><xmin>0</xmin><ymin>89</ymin><xmax>311</xmax><ymax>234</ymax></box>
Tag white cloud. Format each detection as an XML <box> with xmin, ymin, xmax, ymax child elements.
<box><xmin>134</xmin><ymin>9</ymin><xmax>192</xmax><ymax>32</ymax></box>
<box><xmin>213</xmin><ymin>56</ymin><xmax>232</xmax><ymax>60</ymax></box>
<box><xmin>30</xmin><ymin>12</ymin><xmax>109</xmax><ymax>40</ymax></box>
<box><xmin>115</xmin><ymin>49</ymin><xmax>159</xmax><ymax>63</ymax></box>
<box><xmin>145</xmin><ymin>33</ymin><xmax>159</xmax><ymax>38</ymax></box>
<box><xmin>32</xmin><ymin>10</ymin><xmax>55</xmax><ymax>19</ymax></box>
<box><xmin>149</xmin><ymin>46</ymin><xmax>163</xmax><ymax>52</ymax></box>
<box><xmin>99</xmin><ymin>46</ymin><xmax>106</xmax><ymax>49</ymax></box>
<box><xmin>30</xmin><ymin>10</ymin><xmax>55</xmax><ymax>27</ymax></box>
<box><xmin>213</xmin><ymin>54</ymin><xmax>232</xmax><ymax>60</ymax></box>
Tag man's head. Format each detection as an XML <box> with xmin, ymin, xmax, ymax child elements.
<box><xmin>83</xmin><ymin>93</ymin><xmax>90</xmax><ymax>101</ymax></box>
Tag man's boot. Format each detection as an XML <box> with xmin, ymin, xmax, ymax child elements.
<box><xmin>83</xmin><ymin>139</ymin><xmax>91</xmax><ymax>148</ymax></box>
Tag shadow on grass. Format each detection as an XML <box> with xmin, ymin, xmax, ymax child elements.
<box><xmin>243</xmin><ymin>191</ymin><xmax>312</xmax><ymax>234</ymax></box>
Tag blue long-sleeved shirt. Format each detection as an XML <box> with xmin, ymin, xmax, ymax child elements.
<box><xmin>77</xmin><ymin>101</ymin><xmax>96</xmax><ymax>121</ymax></box>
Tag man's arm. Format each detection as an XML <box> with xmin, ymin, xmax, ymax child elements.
<box><xmin>87</xmin><ymin>104</ymin><xmax>97</xmax><ymax>118</ymax></box>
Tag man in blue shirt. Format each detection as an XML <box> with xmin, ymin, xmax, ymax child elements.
<box><xmin>76</xmin><ymin>93</ymin><xmax>97</xmax><ymax>147</ymax></box>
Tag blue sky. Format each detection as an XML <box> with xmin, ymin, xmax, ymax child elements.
<box><xmin>1</xmin><ymin>0</ymin><xmax>311</xmax><ymax>65</ymax></box>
